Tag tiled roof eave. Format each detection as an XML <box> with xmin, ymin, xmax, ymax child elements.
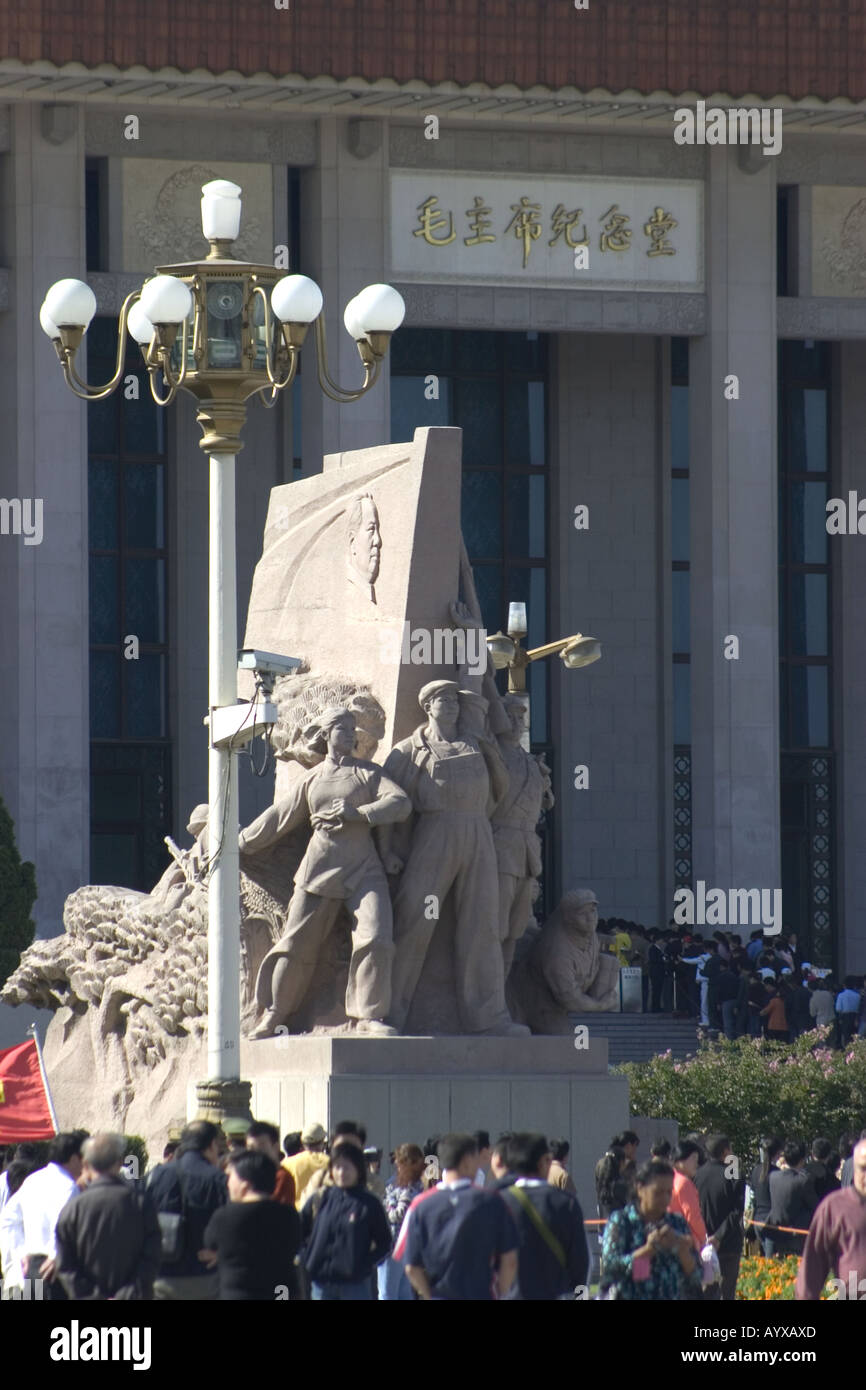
<box><xmin>1</xmin><ymin>60</ymin><xmax>865</xmax><ymax>134</ymax></box>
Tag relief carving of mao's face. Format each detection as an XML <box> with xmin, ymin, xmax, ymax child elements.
<box><xmin>346</xmin><ymin>493</ymin><xmax>381</xmax><ymax>600</ymax></box>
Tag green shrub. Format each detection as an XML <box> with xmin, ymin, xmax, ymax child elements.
<box><xmin>0</xmin><ymin>792</ymin><xmax>36</xmax><ymax>989</ymax></box>
<box><xmin>618</xmin><ymin>1031</ymin><xmax>866</xmax><ymax>1169</ymax></box>
<box><xmin>122</xmin><ymin>1134</ymin><xmax>149</xmax><ymax>1178</ymax></box>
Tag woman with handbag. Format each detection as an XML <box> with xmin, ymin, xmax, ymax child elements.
<box><xmin>600</xmin><ymin>1159</ymin><xmax>703</xmax><ymax>1301</ymax></box>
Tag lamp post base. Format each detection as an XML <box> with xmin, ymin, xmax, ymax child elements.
<box><xmin>194</xmin><ymin>1078</ymin><xmax>253</xmax><ymax>1128</ymax></box>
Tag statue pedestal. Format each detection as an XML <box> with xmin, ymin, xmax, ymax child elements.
<box><xmin>203</xmin><ymin>1034</ymin><xmax>629</xmax><ymax>1219</ymax></box>
<box><xmin>40</xmin><ymin>1024</ymin><xmax>629</xmax><ymax>1220</ymax></box>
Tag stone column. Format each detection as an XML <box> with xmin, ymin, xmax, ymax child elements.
<box><xmin>299</xmin><ymin>117</ymin><xmax>391</xmax><ymax>470</ymax></box>
<box><xmin>553</xmin><ymin>332</ymin><xmax>664</xmax><ymax>923</ymax></box>
<box><xmin>0</xmin><ymin>104</ymin><xmax>89</xmax><ymax>938</ymax></box>
<box><xmin>688</xmin><ymin>147</ymin><xmax>781</xmax><ymax>900</ymax></box>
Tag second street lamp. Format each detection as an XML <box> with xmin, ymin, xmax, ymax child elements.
<box><xmin>487</xmin><ymin>603</ymin><xmax>602</xmax><ymax>747</ymax></box>
<box><xmin>39</xmin><ymin>178</ymin><xmax>405</xmax><ymax>1123</ymax></box>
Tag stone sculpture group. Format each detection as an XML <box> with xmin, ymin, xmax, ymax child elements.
<box><xmin>4</xmin><ymin>661</ymin><xmax>619</xmax><ymax>1058</ymax></box>
<box><xmin>242</xmin><ymin>670</ymin><xmax>552</xmax><ymax>1039</ymax></box>
<box><xmin>1</xmin><ymin>428</ymin><xmax>615</xmax><ymax>1130</ymax></box>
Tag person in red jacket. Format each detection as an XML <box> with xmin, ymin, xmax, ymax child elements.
<box><xmin>760</xmin><ymin>980</ymin><xmax>789</xmax><ymax>1041</ymax></box>
<box><xmin>246</xmin><ymin>1122</ymin><xmax>295</xmax><ymax>1206</ymax></box>
<box><xmin>669</xmin><ymin>1140</ymin><xmax>709</xmax><ymax>1250</ymax></box>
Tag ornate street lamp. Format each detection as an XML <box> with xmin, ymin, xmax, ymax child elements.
<box><xmin>487</xmin><ymin>601</ymin><xmax>601</xmax><ymax>746</ymax></box>
<box><xmin>39</xmin><ymin>179</ymin><xmax>405</xmax><ymax>1123</ymax></box>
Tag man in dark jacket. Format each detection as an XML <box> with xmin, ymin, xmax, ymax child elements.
<box><xmin>145</xmin><ymin>1120</ymin><xmax>227</xmax><ymax>1300</ymax></box>
<box><xmin>498</xmin><ymin>1132</ymin><xmax>588</xmax><ymax>1300</ymax></box>
<box><xmin>785</xmin><ymin>976</ymin><xmax>813</xmax><ymax>1038</ymax></box>
<box><xmin>663</xmin><ymin>932</ymin><xmax>681</xmax><ymax>1012</ymax></box>
<box><xmin>768</xmin><ymin>1141</ymin><xmax>819</xmax><ymax>1256</ymax></box>
<box><xmin>202</xmin><ymin>1150</ymin><xmax>301</xmax><ymax>1300</ymax></box>
<box><xmin>715</xmin><ymin>961</ymin><xmax>741</xmax><ymax>1038</ymax></box>
<box><xmin>404</xmin><ymin>1134</ymin><xmax>518</xmax><ymax>1301</ymax></box>
<box><xmin>647</xmin><ymin>931</ymin><xmax>666</xmax><ymax>1014</ymax></box>
<box><xmin>694</xmin><ymin>1134</ymin><xmax>745</xmax><ymax>1301</ymax></box>
<box><xmin>489</xmin><ymin>1133</ymin><xmax>515</xmax><ymax>1188</ymax></box>
<box><xmin>55</xmin><ymin>1133</ymin><xmax>161</xmax><ymax>1300</ymax></box>
<box><xmin>804</xmin><ymin>1138</ymin><xmax>840</xmax><ymax>1203</ymax></box>
<box><xmin>701</xmin><ymin>942</ymin><xmax>724</xmax><ymax>1028</ymax></box>
<box><xmin>840</xmin><ymin>1128</ymin><xmax>866</xmax><ymax>1187</ymax></box>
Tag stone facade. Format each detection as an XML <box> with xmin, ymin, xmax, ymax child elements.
<box><xmin>3</xmin><ymin>75</ymin><xmax>866</xmax><ymax>1055</ymax></box>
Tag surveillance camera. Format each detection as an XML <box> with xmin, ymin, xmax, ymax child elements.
<box><xmin>237</xmin><ymin>649</ymin><xmax>302</xmax><ymax>679</ymax></box>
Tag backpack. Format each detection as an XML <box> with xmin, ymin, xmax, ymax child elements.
<box><xmin>150</xmin><ymin>1165</ymin><xmax>189</xmax><ymax>1265</ymax></box>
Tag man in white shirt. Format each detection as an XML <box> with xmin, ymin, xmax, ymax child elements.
<box><xmin>693</xmin><ymin>948</ymin><xmax>712</xmax><ymax>1026</ymax></box>
<box><xmin>473</xmin><ymin>1130</ymin><xmax>492</xmax><ymax>1188</ymax></box>
<box><xmin>0</xmin><ymin>1142</ymin><xmax>40</xmax><ymax>1221</ymax></box>
<box><xmin>0</xmin><ymin>1131</ymin><xmax>87</xmax><ymax>1299</ymax></box>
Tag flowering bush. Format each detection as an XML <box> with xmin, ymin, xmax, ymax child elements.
<box><xmin>618</xmin><ymin>1031</ymin><xmax>866</xmax><ymax>1168</ymax></box>
<box><xmin>736</xmin><ymin>1255</ymin><xmax>836</xmax><ymax>1301</ymax></box>
<box><xmin>736</xmin><ymin>1255</ymin><xmax>798</xmax><ymax>1300</ymax></box>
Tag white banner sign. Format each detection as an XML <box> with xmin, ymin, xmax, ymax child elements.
<box><xmin>390</xmin><ymin>170</ymin><xmax>703</xmax><ymax>292</ymax></box>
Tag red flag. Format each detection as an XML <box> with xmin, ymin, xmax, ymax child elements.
<box><xmin>0</xmin><ymin>1039</ymin><xmax>56</xmax><ymax>1143</ymax></box>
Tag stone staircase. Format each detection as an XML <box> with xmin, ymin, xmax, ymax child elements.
<box><xmin>569</xmin><ymin>1012</ymin><xmax>701</xmax><ymax>1066</ymax></box>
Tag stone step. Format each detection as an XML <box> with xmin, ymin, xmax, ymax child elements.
<box><xmin>569</xmin><ymin>1013</ymin><xmax>700</xmax><ymax>1066</ymax></box>
<box><xmin>568</xmin><ymin>1016</ymin><xmax>698</xmax><ymax>1033</ymax></box>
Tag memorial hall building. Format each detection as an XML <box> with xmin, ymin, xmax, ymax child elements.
<box><xmin>1</xmin><ymin>1</ymin><xmax>865</xmax><ymax>1044</ymax></box>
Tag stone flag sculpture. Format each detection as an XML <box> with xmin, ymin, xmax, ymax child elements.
<box><xmin>242</xmin><ymin>426</ymin><xmax>478</xmax><ymax>771</ymax></box>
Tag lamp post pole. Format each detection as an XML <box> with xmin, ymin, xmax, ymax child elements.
<box><xmin>207</xmin><ymin>447</ymin><xmax>240</xmax><ymax>1084</ymax></box>
<box><xmin>39</xmin><ymin>179</ymin><xmax>405</xmax><ymax>1128</ymax></box>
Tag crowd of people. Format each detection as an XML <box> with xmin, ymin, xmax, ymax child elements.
<box><xmin>600</xmin><ymin>918</ymin><xmax>865</xmax><ymax>1046</ymax></box>
<box><xmin>0</xmin><ymin>1121</ymin><xmax>588</xmax><ymax>1302</ymax></box>
<box><xmin>593</xmin><ymin>1125</ymin><xmax>866</xmax><ymax>1300</ymax></box>
<box><xmin>2</xmin><ymin>1113</ymin><xmax>865</xmax><ymax>1302</ymax></box>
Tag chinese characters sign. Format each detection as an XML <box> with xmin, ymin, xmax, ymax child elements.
<box><xmin>390</xmin><ymin>172</ymin><xmax>703</xmax><ymax>291</ymax></box>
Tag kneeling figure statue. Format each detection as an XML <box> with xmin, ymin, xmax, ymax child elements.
<box><xmin>508</xmin><ymin>888</ymin><xmax>619</xmax><ymax>1033</ymax></box>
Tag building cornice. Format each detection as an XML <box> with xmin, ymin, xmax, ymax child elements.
<box><xmin>2</xmin><ymin>61</ymin><xmax>866</xmax><ymax>138</ymax></box>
